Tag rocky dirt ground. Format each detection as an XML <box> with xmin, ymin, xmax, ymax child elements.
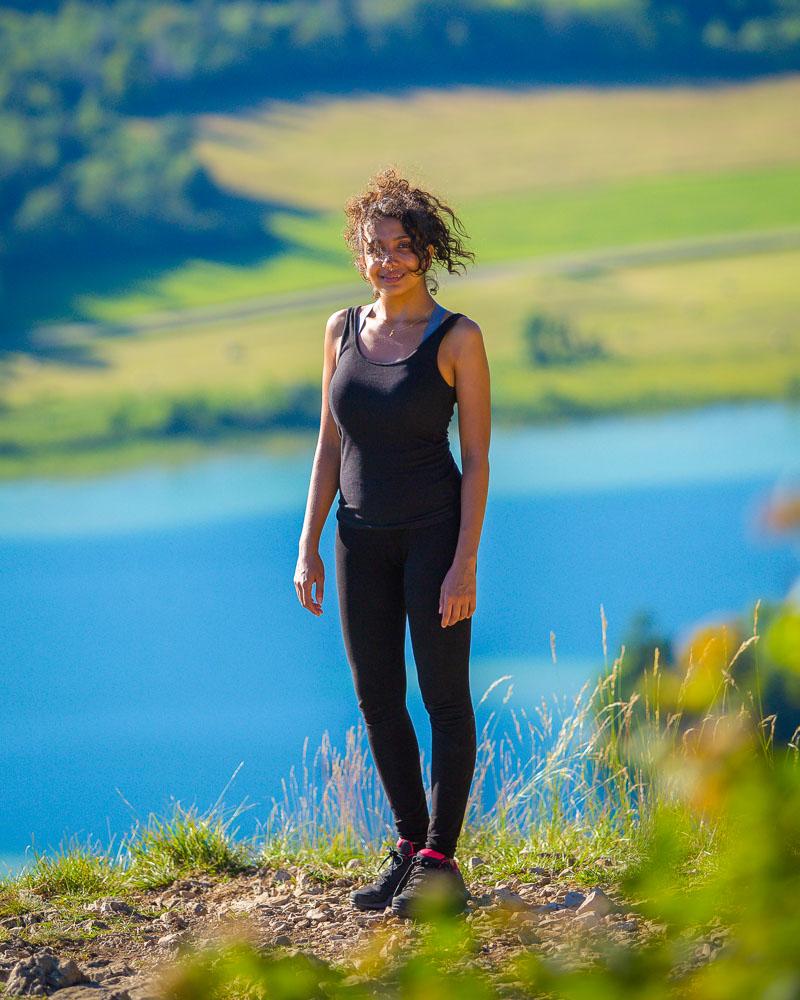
<box><xmin>0</xmin><ymin>855</ymin><xmax>727</xmax><ymax>998</ymax></box>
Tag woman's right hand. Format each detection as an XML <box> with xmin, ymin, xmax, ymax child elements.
<box><xmin>294</xmin><ymin>549</ymin><xmax>325</xmax><ymax>616</ymax></box>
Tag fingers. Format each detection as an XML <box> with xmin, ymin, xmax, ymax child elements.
<box><xmin>304</xmin><ymin>578</ymin><xmax>319</xmax><ymax>615</ymax></box>
<box><xmin>295</xmin><ymin>570</ymin><xmax>324</xmax><ymax>616</ymax></box>
<box><xmin>439</xmin><ymin>594</ymin><xmax>476</xmax><ymax>628</ymax></box>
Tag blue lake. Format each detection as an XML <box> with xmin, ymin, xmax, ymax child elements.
<box><xmin>1</xmin><ymin>401</ymin><xmax>798</xmax><ymax>876</ymax></box>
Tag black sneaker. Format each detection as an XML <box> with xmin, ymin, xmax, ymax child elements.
<box><xmin>390</xmin><ymin>851</ymin><xmax>470</xmax><ymax>920</ymax></box>
<box><xmin>350</xmin><ymin>838</ymin><xmax>417</xmax><ymax>911</ymax></box>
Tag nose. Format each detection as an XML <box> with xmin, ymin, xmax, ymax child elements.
<box><xmin>371</xmin><ymin>245</ymin><xmax>396</xmax><ymax>264</ymax></box>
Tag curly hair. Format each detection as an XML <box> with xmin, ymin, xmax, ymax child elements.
<box><xmin>343</xmin><ymin>166</ymin><xmax>476</xmax><ymax>297</ymax></box>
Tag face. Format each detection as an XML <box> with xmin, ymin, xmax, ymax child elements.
<box><xmin>360</xmin><ymin>216</ymin><xmax>433</xmax><ymax>294</ymax></box>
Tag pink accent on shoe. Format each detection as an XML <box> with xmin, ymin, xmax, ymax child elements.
<box><xmin>419</xmin><ymin>848</ymin><xmax>449</xmax><ymax>861</ymax></box>
<box><xmin>396</xmin><ymin>838</ymin><xmax>418</xmax><ymax>854</ymax></box>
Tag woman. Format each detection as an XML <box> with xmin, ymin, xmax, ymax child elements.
<box><xmin>294</xmin><ymin>167</ymin><xmax>491</xmax><ymax>920</ymax></box>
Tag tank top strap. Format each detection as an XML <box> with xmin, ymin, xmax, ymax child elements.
<box><xmin>423</xmin><ymin>309</ymin><xmax>462</xmax><ymax>349</ymax></box>
<box><xmin>420</xmin><ymin>301</ymin><xmax>446</xmax><ymax>341</ymax></box>
<box><xmin>335</xmin><ymin>306</ymin><xmax>355</xmax><ymax>365</ymax></box>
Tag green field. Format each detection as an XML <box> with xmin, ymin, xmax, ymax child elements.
<box><xmin>2</xmin><ymin>75</ymin><xmax>799</xmax><ymax>479</ymax></box>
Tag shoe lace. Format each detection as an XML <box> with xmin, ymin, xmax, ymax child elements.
<box><xmin>371</xmin><ymin>846</ymin><xmax>406</xmax><ymax>889</ymax></box>
<box><xmin>401</xmin><ymin>854</ymin><xmax>444</xmax><ymax>892</ymax></box>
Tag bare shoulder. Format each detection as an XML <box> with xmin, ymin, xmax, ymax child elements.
<box><xmin>324</xmin><ymin>307</ymin><xmax>349</xmax><ymax>362</ymax></box>
<box><xmin>325</xmin><ymin>307</ymin><xmax>349</xmax><ymax>338</ymax></box>
<box><xmin>445</xmin><ymin>313</ymin><xmax>485</xmax><ymax>357</ymax></box>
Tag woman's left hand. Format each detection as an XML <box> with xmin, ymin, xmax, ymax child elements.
<box><xmin>439</xmin><ymin>558</ymin><xmax>477</xmax><ymax>627</ymax></box>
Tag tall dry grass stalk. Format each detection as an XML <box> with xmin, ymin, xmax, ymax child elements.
<box><xmin>258</xmin><ymin>599</ymin><xmax>786</xmax><ymax>865</ymax></box>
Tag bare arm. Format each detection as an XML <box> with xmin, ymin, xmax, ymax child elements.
<box><xmin>440</xmin><ymin>317</ymin><xmax>491</xmax><ymax>627</ymax></box>
<box><xmin>294</xmin><ymin>309</ymin><xmax>346</xmax><ymax>616</ymax></box>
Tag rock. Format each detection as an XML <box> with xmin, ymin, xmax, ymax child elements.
<box><xmin>345</xmin><ymin>859</ymin><xmax>362</xmax><ymax>870</ymax></box>
<box><xmin>228</xmin><ymin>898</ymin><xmax>260</xmax><ymax>913</ymax></box>
<box><xmin>218</xmin><ymin>893</ymin><xmax>258</xmax><ymax>915</ymax></box>
<box><xmin>467</xmin><ymin>856</ymin><xmax>486</xmax><ymax>870</ymax></box>
<box><xmin>92</xmin><ymin>962</ymin><xmax>137</xmax><ymax>983</ymax></box>
<box><xmin>157</xmin><ymin>912</ymin><xmax>187</xmax><ymax>930</ymax></box>
<box><xmin>173</xmin><ymin>878</ymin><xmax>212</xmax><ymax>893</ymax></box>
<box><xmin>184</xmin><ymin>900</ymin><xmax>207</xmax><ymax>916</ymax></box>
<box><xmin>470</xmin><ymin>893</ymin><xmax>495</xmax><ymax>907</ymax></box>
<box><xmin>508</xmin><ymin>912</ymin><xmax>540</xmax><ymax>945</ymax></box>
<box><xmin>491</xmin><ymin>888</ymin><xmax>529</xmax><ymax>912</ymax></box>
<box><xmin>272</xmin><ymin>868</ymin><xmax>293</xmax><ymax>883</ymax></box>
<box><xmin>261</xmin><ymin>894</ymin><xmax>293</xmax><ymax>908</ymax></box>
<box><xmin>80</xmin><ymin>919</ymin><xmax>110</xmax><ymax>931</ymax></box>
<box><xmin>0</xmin><ymin>938</ymin><xmax>29</xmax><ymax>959</ymax></box>
<box><xmin>272</xmin><ymin>934</ymin><xmax>292</xmax><ymax>946</ymax></box>
<box><xmin>305</xmin><ymin>907</ymin><xmax>331</xmax><ymax>921</ymax></box>
<box><xmin>574</xmin><ymin>911</ymin><xmax>601</xmax><ymax>929</ymax></box>
<box><xmin>85</xmin><ymin>898</ymin><xmax>134</xmax><ymax>916</ymax></box>
<box><xmin>55</xmin><ymin>989</ymin><xmax>131</xmax><ymax>1000</ymax></box>
<box><xmin>515</xmin><ymin>924</ymin><xmax>540</xmax><ymax>945</ymax></box>
<box><xmin>254</xmin><ymin>892</ymin><xmax>287</xmax><ymax>907</ymax></box>
<box><xmin>563</xmin><ymin>891</ymin><xmax>586</xmax><ymax>908</ymax></box>
<box><xmin>156</xmin><ymin>932</ymin><xmax>184</xmax><ymax>950</ymax></box>
<box><xmin>126</xmin><ymin>985</ymin><xmax>163</xmax><ymax>1000</ymax></box>
<box><xmin>575</xmin><ymin>888</ymin><xmax>614</xmax><ymax>917</ymax></box>
<box><xmin>5</xmin><ymin>953</ymin><xmax>89</xmax><ymax>994</ymax></box>
<box><xmin>295</xmin><ymin>873</ymin><xmax>324</xmax><ymax>895</ymax></box>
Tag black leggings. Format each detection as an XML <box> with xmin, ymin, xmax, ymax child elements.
<box><xmin>334</xmin><ymin>508</ymin><xmax>477</xmax><ymax>859</ymax></box>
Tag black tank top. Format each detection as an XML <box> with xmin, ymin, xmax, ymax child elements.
<box><xmin>328</xmin><ymin>304</ymin><xmax>464</xmax><ymax>529</ymax></box>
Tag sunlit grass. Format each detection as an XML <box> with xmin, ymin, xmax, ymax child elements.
<box><xmin>123</xmin><ymin>799</ymin><xmax>256</xmax><ymax>891</ymax></box>
<box><xmin>196</xmin><ymin>75</ymin><xmax>800</xmax><ymax>209</ymax></box>
<box><xmin>1</xmin><ymin>833</ymin><xmax>129</xmax><ymax>904</ymax></box>
<box><xmin>2</xmin><ymin>243</ymin><xmax>799</xmax><ymax>480</ymax></box>
<box><xmin>68</xmin><ymin>164</ymin><xmax>800</xmax><ymax>323</ymax></box>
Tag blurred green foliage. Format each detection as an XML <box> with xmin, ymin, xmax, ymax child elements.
<box><xmin>523</xmin><ymin>311</ymin><xmax>608</xmax><ymax>366</ymax></box>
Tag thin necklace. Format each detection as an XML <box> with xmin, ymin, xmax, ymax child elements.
<box><xmin>371</xmin><ymin>303</ymin><xmax>437</xmax><ymax>338</ymax></box>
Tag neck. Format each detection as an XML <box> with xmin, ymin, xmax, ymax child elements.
<box><xmin>371</xmin><ymin>287</ymin><xmax>436</xmax><ymax>323</ymax></box>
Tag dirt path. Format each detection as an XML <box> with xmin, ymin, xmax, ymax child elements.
<box><xmin>0</xmin><ymin>857</ymin><xmax>726</xmax><ymax>999</ymax></box>
<box><xmin>33</xmin><ymin>226</ymin><xmax>800</xmax><ymax>343</ymax></box>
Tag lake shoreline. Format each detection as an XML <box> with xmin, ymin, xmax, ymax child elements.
<box><xmin>1</xmin><ymin>391</ymin><xmax>797</xmax><ymax>483</ymax></box>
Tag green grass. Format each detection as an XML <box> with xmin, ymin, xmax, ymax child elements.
<box><xmin>2</xmin><ymin>241</ymin><xmax>799</xmax><ymax>480</ymax></box>
<box><xmin>65</xmin><ymin>163</ymin><xmax>800</xmax><ymax>324</ymax></box>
